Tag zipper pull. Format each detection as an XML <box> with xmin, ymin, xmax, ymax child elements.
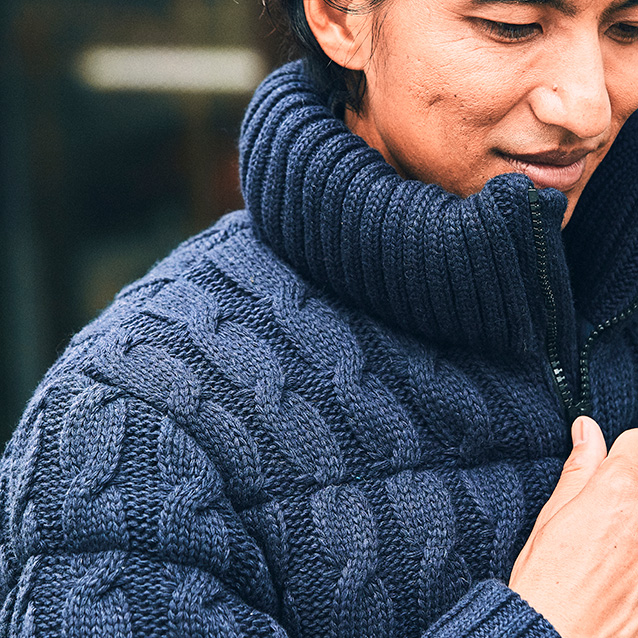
<box><xmin>528</xmin><ymin>186</ymin><xmax>540</xmax><ymax>209</ymax></box>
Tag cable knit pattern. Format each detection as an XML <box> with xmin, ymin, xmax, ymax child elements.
<box><xmin>0</xmin><ymin>62</ymin><xmax>637</xmax><ymax>637</ymax></box>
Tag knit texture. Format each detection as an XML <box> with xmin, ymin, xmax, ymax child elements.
<box><xmin>0</xmin><ymin>61</ymin><xmax>637</xmax><ymax>637</ymax></box>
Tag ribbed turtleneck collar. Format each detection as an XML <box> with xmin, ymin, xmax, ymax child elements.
<box><xmin>239</xmin><ymin>60</ymin><xmax>638</xmax><ymax>355</ymax></box>
<box><xmin>563</xmin><ymin>113</ymin><xmax>638</xmax><ymax>325</ymax></box>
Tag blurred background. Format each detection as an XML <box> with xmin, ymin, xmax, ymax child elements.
<box><xmin>1</xmin><ymin>0</ymin><xmax>285</xmax><ymax>444</ymax></box>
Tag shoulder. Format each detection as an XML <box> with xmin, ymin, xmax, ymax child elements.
<box><xmin>0</xmin><ymin>211</ymin><xmax>307</xmax><ymax>621</ymax></box>
<box><xmin>4</xmin><ymin>209</ymin><xmax>361</xmax><ymax>513</ymax></box>
<box><xmin>41</xmin><ymin>209</ymin><xmax>295</xmax><ymax>405</ymax></box>
<box><xmin>0</xmin><ymin>211</ymin><xmax>293</xmax><ymax>633</ymax></box>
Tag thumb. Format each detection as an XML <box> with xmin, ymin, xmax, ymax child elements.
<box><xmin>535</xmin><ymin>416</ymin><xmax>607</xmax><ymax>529</ymax></box>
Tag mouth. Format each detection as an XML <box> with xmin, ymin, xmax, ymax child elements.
<box><xmin>500</xmin><ymin>150</ymin><xmax>591</xmax><ymax>191</ymax></box>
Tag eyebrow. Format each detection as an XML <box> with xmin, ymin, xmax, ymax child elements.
<box><xmin>469</xmin><ymin>0</ymin><xmax>579</xmax><ymax>16</ymax></box>
<box><xmin>609</xmin><ymin>0</ymin><xmax>638</xmax><ymax>10</ymax></box>
<box><xmin>470</xmin><ymin>0</ymin><xmax>638</xmax><ymax>16</ymax></box>
<box><xmin>603</xmin><ymin>0</ymin><xmax>638</xmax><ymax>21</ymax></box>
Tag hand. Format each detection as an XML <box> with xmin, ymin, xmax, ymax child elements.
<box><xmin>509</xmin><ymin>417</ymin><xmax>638</xmax><ymax>638</ymax></box>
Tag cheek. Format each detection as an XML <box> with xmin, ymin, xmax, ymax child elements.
<box><xmin>401</xmin><ymin>54</ymin><xmax>526</xmax><ymax>129</ymax></box>
<box><xmin>372</xmin><ymin>65</ymin><xmax>512</xmax><ymax>181</ymax></box>
<box><xmin>601</xmin><ymin>51</ymin><xmax>638</xmax><ymax>129</ymax></box>
<box><xmin>611</xmin><ymin>86</ymin><xmax>638</xmax><ymax>122</ymax></box>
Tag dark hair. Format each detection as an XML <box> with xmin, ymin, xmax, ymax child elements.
<box><xmin>263</xmin><ymin>0</ymin><xmax>386</xmax><ymax>113</ymax></box>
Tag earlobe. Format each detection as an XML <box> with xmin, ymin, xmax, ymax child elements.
<box><xmin>303</xmin><ymin>0</ymin><xmax>373</xmax><ymax>70</ymax></box>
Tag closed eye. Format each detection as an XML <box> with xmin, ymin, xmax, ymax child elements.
<box><xmin>607</xmin><ymin>22</ymin><xmax>638</xmax><ymax>43</ymax></box>
<box><xmin>478</xmin><ymin>19</ymin><xmax>542</xmax><ymax>42</ymax></box>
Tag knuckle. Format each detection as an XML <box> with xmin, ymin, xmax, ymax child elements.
<box><xmin>600</xmin><ymin>457</ymin><xmax>638</xmax><ymax>497</ymax></box>
<box><xmin>562</xmin><ymin>451</ymin><xmax>587</xmax><ymax>474</ymax></box>
<box><xmin>612</xmin><ymin>427</ymin><xmax>638</xmax><ymax>451</ymax></box>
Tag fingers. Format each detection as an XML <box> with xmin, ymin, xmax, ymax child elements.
<box><xmin>534</xmin><ymin>416</ymin><xmax>607</xmax><ymax>529</ymax></box>
<box><xmin>510</xmin><ymin>419</ymin><xmax>638</xmax><ymax>638</ymax></box>
<box><xmin>606</xmin><ymin>426</ymin><xmax>638</xmax><ymax>462</ymax></box>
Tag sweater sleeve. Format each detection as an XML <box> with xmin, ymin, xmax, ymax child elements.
<box><xmin>0</xmin><ymin>373</ymin><xmax>290</xmax><ymax>637</ymax></box>
<box><xmin>421</xmin><ymin>580</ymin><xmax>561</xmax><ymax>638</ymax></box>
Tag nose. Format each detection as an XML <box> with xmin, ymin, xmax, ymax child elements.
<box><xmin>529</xmin><ymin>37</ymin><xmax>612</xmax><ymax>141</ymax></box>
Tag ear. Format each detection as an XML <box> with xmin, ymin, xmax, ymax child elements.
<box><xmin>303</xmin><ymin>0</ymin><xmax>373</xmax><ymax>70</ymax></box>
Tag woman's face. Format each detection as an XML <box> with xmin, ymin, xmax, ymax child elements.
<box><xmin>343</xmin><ymin>0</ymin><xmax>638</xmax><ymax>224</ymax></box>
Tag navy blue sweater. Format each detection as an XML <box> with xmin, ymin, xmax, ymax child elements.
<box><xmin>1</xmin><ymin>61</ymin><xmax>638</xmax><ymax>637</ymax></box>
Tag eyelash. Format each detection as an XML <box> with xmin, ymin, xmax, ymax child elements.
<box><xmin>607</xmin><ymin>22</ymin><xmax>638</xmax><ymax>43</ymax></box>
<box><xmin>479</xmin><ymin>20</ymin><xmax>541</xmax><ymax>42</ymax></box>
<box><xmin>479</xmin><ymin>19</ymin><xmax>638</xmax><ymax>44</ymax></box>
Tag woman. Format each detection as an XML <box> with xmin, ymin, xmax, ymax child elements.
<box><xmin>1</xmin><ymin>0</ymin><xmax>637</xmax><ymax>635</ymax></box>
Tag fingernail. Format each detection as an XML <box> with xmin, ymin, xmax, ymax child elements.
<box><xmin>572</xmin><ymin>417</ymin><xmax>589</xmax><ymax>446</ymax></box>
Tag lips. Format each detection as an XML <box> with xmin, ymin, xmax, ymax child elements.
<box><xmin>501</xmin><ymin>150</ymin><xmax>591</xmax><ymax>191</ymax></box>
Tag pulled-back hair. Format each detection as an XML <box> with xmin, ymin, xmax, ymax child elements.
<box><xmin>263</xmin><ymin>0</ymin><xmax>386</xmax><ymax>113</ymax></box>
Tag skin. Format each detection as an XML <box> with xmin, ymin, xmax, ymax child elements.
<box><xmin>305</xmin><ymin>0</ymin><xmax>638</xmax><ymax>225</ymax></box>
<box><xmin>304</xmin><ymin>0</ymin><xmax>638</xmax><ymax>635</ymax></box>
<box><xmin>510</xmin><ymin>417</ymin><xmax>638</xmax><ymax>638</ymax></box>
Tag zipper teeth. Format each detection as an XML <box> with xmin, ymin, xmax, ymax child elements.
<box><xmin>528</xmin><ymin>187</ymin><xmax>638</xmax><ymax>421</ymax></box>
<box><xmin>577</xmin><ymin>296</ymin><xmax>638</xmax><ymax>411</ymax></box>
<box><xmin>528</xmin><ymin>187</ymin><xmax>575</xmax><ymax>412</ymax></box>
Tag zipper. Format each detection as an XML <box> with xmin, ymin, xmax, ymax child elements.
<box><xmin>528</xmin><ymin>187</ymin><xmax>576</xmax><ymax>417</ymax></box>
<box><xmin>573</xmin><ymin>298</ymin><xmax>638</xmax><ymax>419</ymax></box>
<box><xmin>528</xmin><ymin>187</ymin><xmax>638</xmax><ymax>422</ymax></box>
